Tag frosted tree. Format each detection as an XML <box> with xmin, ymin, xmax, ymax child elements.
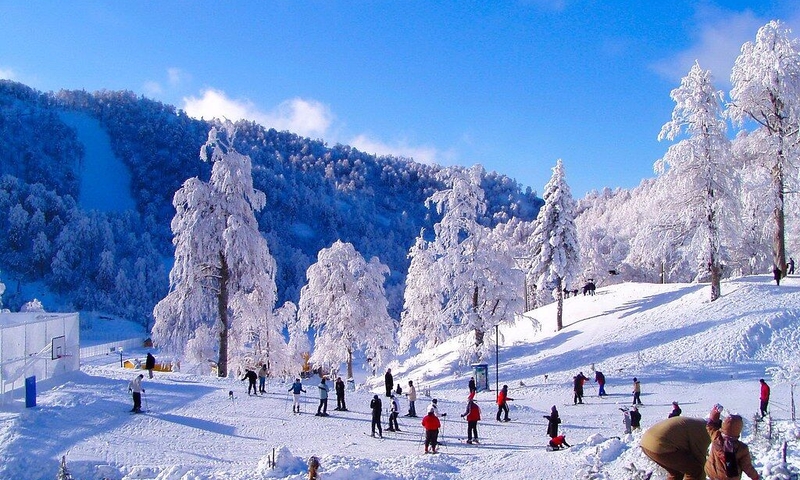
<box><xmin>282</xmin><ymin>301</ymin><xmax>311</xmax><ymax>377</ymax></box>
<box><xmin>728</xmin><ymin>20</ymin><xmax>800</xmax><ymax>275</ymax></box>
<box><xmin>528</xmin><ymin>159</ymin><xmax>580</xmax><ymax>331</ymax></box>
<box><xmin>655</xmin><ymin>61</ymin><xmax>739</xmax><ymax>301</ymax></box>
<box><xmin>153</xmin><ymin>124</ymin><xmax>286</xmax><ymax>377</ymax></box>
<box><xmin>767</xmin><ymin>363</ymin><xmax>800</xmax><ymax>421</ymax></box>
<box><xmin>399</xmin><ymin>165</ymin><xmax>524</xmax><ymax>360</ymax></box>
<box><xmin>298</xmin><ymin>240</ymin><xmax>395</xmax><ymax>379</ymax></box>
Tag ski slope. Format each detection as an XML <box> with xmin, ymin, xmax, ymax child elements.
<box><xmin>1</xmin><ymin>275</ymin><xmax>798</xmax><ymax>479</ymax></box>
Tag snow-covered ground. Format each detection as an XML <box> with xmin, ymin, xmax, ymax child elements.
<box><xmin>1</xmin><ymin>275</ymin><xmax>798</xmax><ymax>479</ymax></box>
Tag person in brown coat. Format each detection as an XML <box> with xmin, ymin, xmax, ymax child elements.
<box><xmin>705</xmin><ymin>406</ymin><xmax>760</xmax><ymax>480</ymax></box>
<box><xmin>640</xmin><ymin>416</ymin><xmax>712</xmax><ymax>480</ymax></box>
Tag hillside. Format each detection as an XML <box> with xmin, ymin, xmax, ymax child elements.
<box><xmin>0</xmin><ymin>80</ymin><xmax>541</xmax><ymax>320</ymax></box>
<box><xmin>1</xmin><ymin>276</ymin><xmax>797</xmax><ymax>479</ymax></box>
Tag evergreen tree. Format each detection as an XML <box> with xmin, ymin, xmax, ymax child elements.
<box><xmin>528</xmin><ymin>160</ymin><xmax>580</xmax><ymax>331</ymax></box>
<box><xmin>728</xmin><ymin>20</ymin><xmax>800</xmax><ymax>276</ymax></box>
<box><xmin>656</xmin><ymin>61</ymin><xmax>738</xmax><ymax>301</ymax></box>
<box><xmin>298</xmin><ymin>240</ymin><xmax>395</xmax><ymax>378</ymax></box>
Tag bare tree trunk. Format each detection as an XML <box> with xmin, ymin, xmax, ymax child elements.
<box><xmin>217</xmin><ymin>252</ymin><xmax>230</xmax><ymax>377</ymax></box>
<box><xmin>710</xmin><ymin>263</ymin><xmax>722</xmax><ymax>302</ymax></box>
<box><xmin>347</xmin><ymin>348</ymin><xmax>353</xmax><ymax>380</ymax></box>
<box><xmin>772</xmin><ymin>131</ymin><xmax>787</xmax><ymax>275</ymax></box>
<box><xmin>556</xmin><ymin>278</ymin><xmax>564</xmax><ymax>331</ymax></box>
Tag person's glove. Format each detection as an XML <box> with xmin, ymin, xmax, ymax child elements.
<box><xmin>461</xmin><ymin>414</ymin><xmax>465</xmax><ymax>418</ymax></box>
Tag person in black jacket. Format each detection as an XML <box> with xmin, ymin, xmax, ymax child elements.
<box><xmin>630</xmin><ymin>406</ymin><xmax>642</xmax><ymax>430</ymax></box>
<box><xmin>370</xmin><ymin>394</ymin><xmax>383</xmax><ymax>438</ymax></box>
<box><xmin>468</xmin><ymin>376</ymin><xmax>477</xmax><ymax>398</ymax></box>
<box><xmin>384</xmin><ymin>368</ymin><xmax>393</xmax><ymax>397</ymax></box>
<box><xmin>544</xmin><ymin>405</ymin><xmax>561</xmax><ymax>438</ymax></box>
<box><xmin>145</xmin><ymin>352</ymin><xmax>156</xmax><ymax>379</ymax></box>
<box><xmin>335</xmin><ymin>376</ymin><xmax>347</xmax><ymax>411</ymax></box>
<box><xmin>668</xmin><ymin>401</ymin><xmax>682</xmax><ymax>418</ymax></box>
<box><xmin>241</xmin><ymin>369</ymin><xmax>257</xmax><ymax>395</ymax></box>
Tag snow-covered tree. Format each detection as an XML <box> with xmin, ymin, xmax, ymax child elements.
<box><xmin>153</xmin><ymin>124</ymin><xmax>287</xmax><ymax>377</ymax></box>
<box><xmin>399</xmin><ymin>165</ymin><xmax>524</xmax><ymax>360</ymax></box>
<box><xmin>20</xmin><ymin>298</ymin><xmax>44</xmax><ymax>312</ymax></box>
<box><xmin>528</xmin><ymin>159</ymin><xmax>580</xmax><ymax>331</ymax></box>
<box><xmin>298</xmin><ymin>240</ymin><xmax>395</xmax><ymax>379</ymax></box>
<box><xmin>728</xmin><ymin>20</ymin><xmax>800</xmax><ymax>275</ymax></box>
<box><xmin>655</xmin><ymin>61</ymin><xmax>739</xmax><ymax>301</ymax></box>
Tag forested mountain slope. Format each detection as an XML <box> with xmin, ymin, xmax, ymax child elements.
<box><xmin>0</xmin><ymin>80</ymin><xmax>541</xmax><ymax>325</ymax></box>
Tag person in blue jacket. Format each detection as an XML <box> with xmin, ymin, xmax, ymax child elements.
<box><xmin>288</xmin><ymin>378</ymin><xmax>306</xmax><ymax>413</ymax></box>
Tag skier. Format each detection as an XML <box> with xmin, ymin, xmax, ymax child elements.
<box><xmin>258</xmin><ymin>364</ymin><xmax>268</xmax><ymax>394</ymax></box>
<box><xmin>384</xmin><ymin>368</ymin><xmax>393</xmax><ymax>397</ymax></box>
<box><xmin>288</xmin><ymin>378</ymin><xmax>306</xmax><ymax>413</ymax></box>
<box><xmin>549</xmin><ymin>434</ymin><xmax>571</xmax><ymax>450</ymax></box>
<box><xmin>632</xmin><ymin>377</ymin><xmax>642</xmax><ymax>405</ymax></box>
<box><xmin>496</xmin><ymin>384</ymin><xmax>513</xmax><ymax>421</ymax></box>
<box><xmin>468</xmin><ymin>376</ymin><xmax>477</xmax><ymax>399</ymax></box>
<box><xmin>621</xmin><ymin>407</ymin><xmax>632</xmax><ymax>434</ymax></box>
<box><xmin>405</xmin><ymin>380</ymin><xmax>417</xmax><ymax>417</ymax></box>
<box><xmin>759</xmin><ymin>379</ymin><xmax>770</xmax><ymax>419</ymax></box>
<box><xmin>335</xmin><ymin>376</ymin><xmax>347</xmax><ymax>411</ymax></box>
<box><xmin>573</xmin><ymin>372</ymin><xmax>589</xmax><ymax>404</ymax></box>
<box><xmin>668</xmin><ymin>401</ymin><xmax>682</xmax><ymax>418</ymax></box>
<box><xmin>387</xmin><ymin>394</ymin><xmax>400</xmax><ymax>431</ymax></box>
<box><xmin>773</xmin><ymin>265</ymin><xmax>782</xmax><ymax>286</ymax></box>
<box><xmin>789</xmin><ymin>257</ymin><xmax>795</xmax><ymax>275</ymax></box>
<box><xmin>431</xmin><ymin>398</ymin><xmax>448</xmax><ymax>417</ymax></box>
<box><xmin>640</xmin><ymin>416</ymin><xmax>712</xmax><ymax>480</ymax></box>
<box><xmin>315</xmin><ymin>377</ymin><xmax>329</xmax><ymax>416</ymax></box>
<box><xmin>241</xmin><ymin>368</ymin><xmax>258</xmax><ymax>396</ymax></box>
<box><xmin>460</xmin><ymin>398</ymin><xmax>481</xmax><ymax>444</ymax></box>
<box><xmin>128</xmin><ymin>373</ymin><xmax>145</xmax><ymax>413</ymax></box>
<box><xmin>543</xmin><ymin>405</ymin><xmax>561</xmax><ymax>438</ymax></box>
<box><xmin>370</xmin><ymin>394</ymin><xmax>383</xmax><ymax>438</ymax></box>
<box><xmin>594</xmin><ymin>370</ymin><xmax>606</xmax><ymax>396</ymax></box>
<box><xmin>422</xmin><ymin>407</ymin><xmax>441</xmax><ymax>453</ymax></box>
<box><xmin>145</xmin><ymin>352</ymin><xmax>156</xmax><ymax>379</ymax></box>
<box><xmin>705</xmin><ymin>405</ymin><xmax>761</xmax><ymax>480</ymax></box>
<box><xmin>630</xmin><ymin>405</ymin><xmax>642</xmax><ymax>430</ymax></box>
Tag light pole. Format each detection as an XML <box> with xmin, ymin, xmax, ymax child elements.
<box><xmin>494</xmin><ymin>324</ymin><xmax>499</xmax><ymax>393</ymax></box>
<box><xmin>118</xmin><ymin>347</ymin><xmax>124</xmax><ymax>368</ymax></box>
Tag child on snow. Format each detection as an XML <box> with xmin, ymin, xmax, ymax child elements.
<box><xmin>705</xmin><ymin>405</ymin><xmax>760</xmax><ymax>480</ymax></box>
<box><xmin>549</xmin><ymin>434</ymin><xmax>571</xmax><ymax>450</ymax></box>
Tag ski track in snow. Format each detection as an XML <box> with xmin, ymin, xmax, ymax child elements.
<box><xmin>0</xmin><ymin>275</ymin><xmax>798</xmax><ymax>479</ymax></box>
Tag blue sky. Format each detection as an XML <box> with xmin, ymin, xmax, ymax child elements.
<box><xmin>1</xmin><ymin>1</ymin><xmax>798</xmax><ymax>197</ymax></box>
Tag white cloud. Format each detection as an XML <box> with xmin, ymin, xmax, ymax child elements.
<box><xmin>349</xmin><ymin>134</ymin><xmax>441</xmax><ymax>165</ymax></box>
<box><xmin>0</xmin><ymin>67</ymin><xmax>18</xmax><ymax>81</ymax></box>
<box><xmin>143</xmin><ymin>81</ymin><xmax>163</xmax><ymax>96</ymax></box>
<box><xmin>182</xmin><ymin>89</ymin><xmax>333</xmax><ymax>139</ymax></box>
<box><xmin>167</xmin><ymin>67</ymin><xmax>186</xmax><ymax>86</ymax></box>
<box><xmin>652</xmin><ymin>10</ymin><xmax>765</xmax><ymax>87</ymax></box>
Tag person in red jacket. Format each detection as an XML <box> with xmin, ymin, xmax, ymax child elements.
<box><xmin>460</xmin><ymin>398</ymin><xmax>481</xmax><ymax>444</ymax></box>
<box><xmin>759</xmin><ymin>379</ymin><xmax>770</xmax><ymax>419</ymax></box>
<box><xmin>496</xmin><ymin>385</ymin><xmax>514</xmax><ymax>421</ymax></box>
<box><xmin>422</xmin><ymin>407</ymin><xmax>441</xmax><ymax>453</ymax></box>
<box><xmin>549</xmin><ymin>434</ymin><xmax>571</xmax><ymax>450</ymax></box>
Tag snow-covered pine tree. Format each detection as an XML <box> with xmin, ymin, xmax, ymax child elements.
<box><xmin>153</xmin><ymin>124</ymin><xmax>287</xmax><ymax>377</ymax></box>
<box><xmin>399</xmin><ymin>165</ymin><xmax>524</xmax><ymax>361</ymax></box>
<box><xmin>728</xmin><ymin>20</ymin><xmax>800</xmax><ymax>275</ymax></box>
<box><xmin>528</xmin><ymin>159</ymin><xmax>580</xmax><ymax>331</ymax></box>
<box><xmin>298</xmin><ymin>240</ymin><xmax>395</xmax><ymax>379</ymax></box>
<box><xmin>655</xmin><ymin>61</ymin><xmax>739</xmax><ymax>301</ymax></box>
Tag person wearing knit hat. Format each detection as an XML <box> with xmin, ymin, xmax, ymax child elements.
<box><xmin>705</xmin><ymin>405</ymin><xmax>761</xmax><ymax>480</ymax></box>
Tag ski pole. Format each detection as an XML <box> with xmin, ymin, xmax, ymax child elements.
<box><xmin>144</xmin><ymin>390</ymin><xmax>149</xmax><ymax>412</ymax></box>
